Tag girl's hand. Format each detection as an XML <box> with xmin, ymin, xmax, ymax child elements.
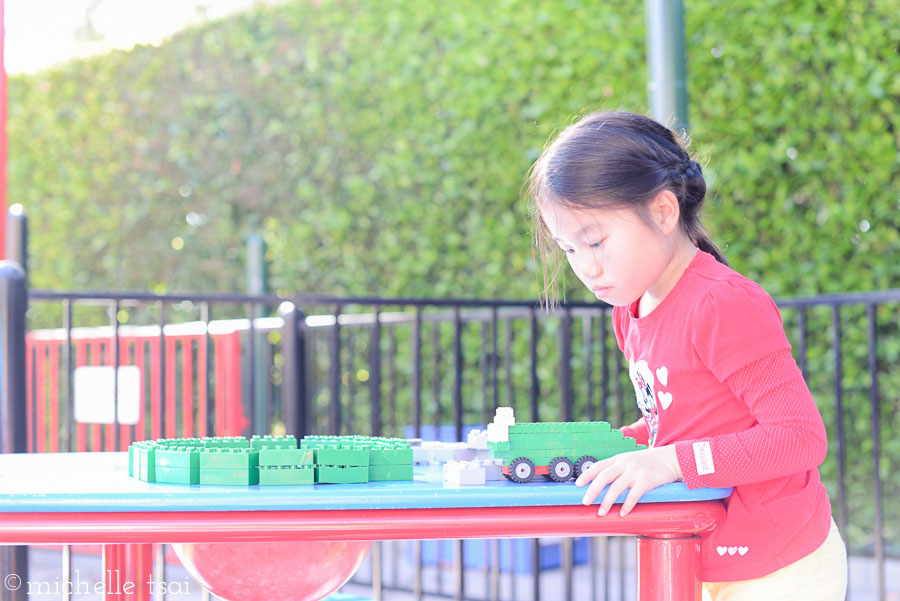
<box><xmin>574</xmin><ymin>445</ymin><xmax>683</xmax><ymax>517</ymax></box>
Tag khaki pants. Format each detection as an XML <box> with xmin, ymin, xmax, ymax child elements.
<box><xmin>703</xmin><ymin>519</ymin><xmax>847</xmax><ymax>601</ymax></box>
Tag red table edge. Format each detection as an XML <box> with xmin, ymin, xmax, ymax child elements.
<box><xmin>3</xmin><ymin>501</ymin><xmax>725</xmax><ymax>601</ymax></box>
<box><xmin>0</xmin><ymin>501</ymin><xmax>725</xmax><ymax>544</ymax></box>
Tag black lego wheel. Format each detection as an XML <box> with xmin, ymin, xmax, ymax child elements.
<box><xmin>574</xmin><ymin>455</ymin><xmax>598</xmax><ymax>478</ymax></box>
<box><xmin>548</xmin><ymin>457</ymin><xmax>575</xmax><ymax>482</ymax></box>
<box><xmin>508</xmin><ymin>457</ymin><xmax>535</xmax><ymax>483</ymax></box>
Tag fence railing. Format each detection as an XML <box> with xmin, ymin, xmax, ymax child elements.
<box><xmin>8</xmin><ymin>286</ymin><xmax>900</xmax><ymax>601</ymax></box>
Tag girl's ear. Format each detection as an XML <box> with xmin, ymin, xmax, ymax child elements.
<box><xmin>652</xmin><ymin>189</ymin><xmax>681</xmax><ymax>235</ymax></box>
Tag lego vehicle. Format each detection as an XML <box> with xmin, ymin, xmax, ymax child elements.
<box><xmin>486</xmin><ymin>407</ymin><xmax>646</xmax><ymax>483</ymax></box>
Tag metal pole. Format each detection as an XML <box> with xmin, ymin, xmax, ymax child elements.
<box><xmin>0</xmin><ymin>261</ymin><xmax>28</xmax><ymax>601</ymax></box>
<box><xmin>246</xmin><ymin>233</ymin><xmax>267</xmax><ymax>433</ymax></box>
<box><xmin>5</xmin><ymin>205</ymin><xmax>26</xmax><ymax>277</ymax></box>
<box><xmin>0</xmin><ymin>261</ymin><xmax>26</xmax><ymax>453</ymax></box>
<box><xmin>645</xmin><ymin>0</ymin><xmax>688</xmax><ymax>132</ymax></box>
<box><xmin>279</xmin><ymin>301</ymin><xmax>308</xmax><ymax>437</ymax></box>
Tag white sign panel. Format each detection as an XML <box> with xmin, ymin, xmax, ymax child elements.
<box><xmin>73</xmin><ymin>366</ymin><xmax>141</xmax><ymax>425</ymax></box>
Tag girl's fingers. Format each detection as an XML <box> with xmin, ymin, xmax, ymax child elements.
<box><xmin>596</xmin><ymin>477</ymin><xmax>632</xmax><ymax>517</ymax></box>
<box><xmin>580</xmin><ymin>463</ymin><xmax>623</xmax><ymax>506</ymax></box>
<box><xmin>618</xmin><ymin>483</ymin><xmax>647</xmax><ymax>517</ymax></box>
<box><xmin>574</xmin><ymin>457</ymin><xmax>613</xmax><ymax>487</ymax></box>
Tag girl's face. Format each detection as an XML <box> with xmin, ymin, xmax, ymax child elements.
<box><xmin>540</xmin><ymin>201</ymin><xmax>672</xmax><ymax>308</ymax></box>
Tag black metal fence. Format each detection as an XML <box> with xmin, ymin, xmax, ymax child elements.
<box><xmin>5</xmin><ymin>284</ymin><xmax>900</xmax><ymax>600</ymax></box>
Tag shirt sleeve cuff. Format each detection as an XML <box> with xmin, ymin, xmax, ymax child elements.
<box><xmin>675</xmin><ymin>439</ymin><xmax>714</xmax><ymax>489</ymax></box>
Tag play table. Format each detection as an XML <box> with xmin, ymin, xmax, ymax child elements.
<box><xmin>0</xmin><ymin>452</ymin><xmax>730</xmax><ymax>601</ymax></box>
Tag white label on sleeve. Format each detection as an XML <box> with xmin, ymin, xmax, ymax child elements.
<box><xmin>693</xmin><ymin>441</ymin><xmax>715</xmax><ymax>475</ymax></box>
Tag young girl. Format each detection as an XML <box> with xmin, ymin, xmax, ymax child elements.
<box><xmin>526</xmin><ymin>111</ymin><xmax>847</xmax><ymax>599</ymax></box>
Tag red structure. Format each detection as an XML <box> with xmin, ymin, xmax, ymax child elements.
<box><xmin>26</xmin><ymin>329</ymin><xmax>249</xmax><ymax>453</ymax></box>
<box><xmin>0</xmin><ymin>502</ymin><xmax>723</xmax><ymax>601</ymax></box>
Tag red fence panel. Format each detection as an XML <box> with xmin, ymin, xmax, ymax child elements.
<box><xmin>25</xmin><ymin>327</ymin><xmax>248</xmax><ymax>453</ymax></box>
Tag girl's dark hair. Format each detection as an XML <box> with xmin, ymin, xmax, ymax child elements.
<box><xmin>525</xmin><ymin>110</ymin><xmax>727</xmax><ymax>303</ymax></box>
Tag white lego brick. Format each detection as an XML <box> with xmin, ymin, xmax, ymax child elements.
<box><xmin>443</xmin><ymin>460</ymin><xmax>486</xmax><ymax>486</ymax></box>
<box><xmin>432</xmin><ymin>449</ymin><xmax>455</xmax><ymax>462</ymax></box>
<box><xmin>417</xmin><ymin>441</ymin><xmax>470</xmax><ymax>464</ymax></box>
<box><xmin>412</xmin><ymin>447</ymin><xmax>433</xmax><ymax>464</ymax></box>
<box><xmin>486</xmin><ymin>422</ymin><xmax>509</xmax><ymax>443</ymax></box>
<box><xmin>452</xmin><ymin>447</ymin><xmax>476</xmax><ymax>461</ymax></box>
<box><xmin>467</xmin><ymin>429</ymin><xmax>488</xmax><ymax>450</ymax></box>
<box><xmin>475</xmin><ymin>448</ymin><xmax>492</xmax><ymax>460</ymax></box>
<box><xmin>482</xmin><ymin>459</ymin><xmax>503</xmax><ymax>481</ymax></box>
<box><xmin>494</xmin><ymin>406</ymin><xmax>516</xmax><ymax>426</ymax></box>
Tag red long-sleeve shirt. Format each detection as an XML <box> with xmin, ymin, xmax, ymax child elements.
<box><xmin>615</xmin><ymin>250</ymin><xmax>832</xmax><ymax>582</ymax></box>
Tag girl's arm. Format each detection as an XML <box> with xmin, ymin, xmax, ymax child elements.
<box><xmin>576</xmin><ymin>349</ymin><xmax>827</xmax><ymax>516</ymax></box>
<box><xmin>673</xmin><ymin>349</ymin><xmax>827</xmax><ymax>489</ymax></box>
<box><xmin>619</xmin><ymin>419</ymin><xmax>650</xmax><ymax>446</ymax></box>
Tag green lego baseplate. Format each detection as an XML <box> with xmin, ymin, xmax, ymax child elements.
<box><xmin>128</xmin><ymin>434</ymin><xmax>413</xmax><ymax>486</ymax></box>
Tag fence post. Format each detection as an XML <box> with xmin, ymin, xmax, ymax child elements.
<box><xmin>279</xmin><ymin>302</ymin><xmax>309</xmax><ymax>437</ymax></box>
<box><xmin>5</xmin><ymin>205</ymin><xmax>26</xmax><ymax>277</ymax></box>
<box><xmin>645</xmin><ymin>0</ymin><xmax>688</xmax><ymax>131</ymax></box>
<box><xmin>246</xmin><ymin>233</ymin><xmax>268</xmax><ymax>434</ymax></box>
<box><xmin>0</xmin><ymin>260</ymin><xmax>28</xmax><ymax>601</ymax></box>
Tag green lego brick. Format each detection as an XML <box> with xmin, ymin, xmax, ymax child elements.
<box><xmin>258</xmin><ymin>448</ymin><xmax>314</xmax><ymax>467</ymax></box>
<box><xmin>502</xmin><ymin>451</ymin><xmax>561</xmax><ymax>464</ymax></box>
<box><xmin>199</xmin><ymin>448</ymin><xmax>259</xmax><ymax>470</ymax></box>
<box><xmin>368</xmin><ymin>448</ymin><xmax>413</xmax><ymax>466</ymax></box>
<box><xmin>160</xmin><ymin>438</ymin><xmax>204</xmax><ymax>449</ymax></box>
<box><xmin>368</xmin><ymin>464</ymin><xmax>414</xmax><ymax>481</ymax></box>
<box><xmin>199</xmin><ymin>467</ymin><xmax>260</xmax><ymax>486</ymax></box>
<box><xmin>131</xmin><ymin>442</ymin><xmax>158</xmax><ymax>481</ymax></box>
<box><xmin>301</xmin><ymin>437</ymin><xmax>339</xmax><ymax>449</ymax></box>
<box><xmin>251</xmin><ymin>435</ymin><xmax>298</xmax><ymax>450</ymax></box>
<box><xmin>155</xmin><ymin>466</ymin><xmax>199</xmax><ymax>485</ymax></box>
<box><xmin>508</xmin><ymin>421</ymin><xmax>614</xmax><ymax>435</ymax></box>
<box><xmin>138</xmin><ymin>445</ymin><xmax>157</xmax><ymax>482</ymax></box>
<box><xmin>259</xmin><ymin>466</ymin><xmax>315</xmax><ymax>485</ymax></box>
<box><xmin>568</xmin><ymin>422</ymin><xmax>613</xmax><ymax>433</ymax></box>
<box><xmin>369</xmin><ymin>437</ymin><xmax>411</xmax><ymax>449</ymax></box>
<box><xmin>507</xmin><ymin>433</ymin><xmax>608</xmax><ymax>448</ymax></box>
<box><xmin>201</xmin><ymin>436</ymin><xmax>250</xmax><ymax>449</ymax></box>
<box><xmin>314</xmin><ymin>448</ymin><xmax>370</xmax><ymax>467</ymax></box>
<box><xmin>301</xmin><ymin>435</ymin><xmax>409</xmax><ymax>449</ymax></box>
<box><xmin>509</xmin><ymin>422</ymin><xmax>546</xmax><ymax>433</ymax></box>
<box><xmin>316</xmin><ymin>466</ymin><xmax>368</xmax><ymax>484</ymax></box>
<box><xmin>545</xmin><ymin>422</ymin><xmax>611</xmax><ymax>433</ymax></box>
<box><xmin>156</xmin><ymin>447</ymin><xmax>200</xmax><ymax>470</ymax></box>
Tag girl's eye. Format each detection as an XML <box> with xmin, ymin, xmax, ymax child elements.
<box><xmin>589</xmin><ymin>240</ymin><xmax>604</xmax><ymax>249</ymax></box>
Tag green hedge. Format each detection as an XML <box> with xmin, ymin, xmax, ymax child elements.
<box><xmin>10</xmin><ymin>0</ymin><xmax>897</xmax><ymax>299</ymax></box>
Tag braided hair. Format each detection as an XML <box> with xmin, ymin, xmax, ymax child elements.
<box><xmin>525</xmin><ymin>111</ymin><xmax>727</xmax><ymax>302</ymax></box>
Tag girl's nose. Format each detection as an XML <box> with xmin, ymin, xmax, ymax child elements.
<box><xmin>576</xmin><ymin>250</ymin><xmax>603</xmax><ymax>278</ymax></box>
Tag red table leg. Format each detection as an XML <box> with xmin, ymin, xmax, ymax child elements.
<box><xmin>139</xmin><ymin>544</ymin><xmax>155</xmax><ymax>601</ymax></box>
<box><xmin>122</xmin><ymin>544</ymin><xmax>153</xmax><ymax>601</ymax></box>
<box><xmin>637</xmin><ymin>534</ymin><xmax>701</xmax><ymax>601</ymax></box>
<box><xmin>102</xmin><ymin>544</ymin><xmax>128</xmax><ymax>601</ymax></box>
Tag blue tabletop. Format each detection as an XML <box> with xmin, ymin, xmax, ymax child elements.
<box><xmin>0</xmin><ymin>452</ymin><xmax>731</xmax><ymax>513</ymax></box>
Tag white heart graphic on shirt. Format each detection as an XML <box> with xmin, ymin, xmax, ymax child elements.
<box><xmin>738</xmin><ymin>547</ymin><xmax>749</xmax><ymax>556</ymax></box>
<box><xmin>727</xmin><ymin>547</ymin><xmax>738</xmax><ymax>556</ymax></box>
<box><xmin>658</xmin><ymin>391</ymin><xmax>673</xmax><ymax>410</ymax></box>
<box><xmin>716</xmin><ymin>546</ymin><xmax>727</xmax><ymax>556</ymax></box>
<box><xmin>656</xmin><ymin>366</ymin><xmax>668</xmax><ymax>386</ymax></box>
